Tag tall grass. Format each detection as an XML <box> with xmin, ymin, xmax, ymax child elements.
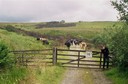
<box><xmin>0</xmin><ymin>67</ymin><xmax>28</xmax><ymax>84</ymax></box>
<box><xmin>22</xmin><ymin>65</ymin><xmax>65</xmax><ymax>84</ymax></box>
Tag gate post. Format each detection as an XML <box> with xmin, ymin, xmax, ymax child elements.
<box><xmin>78</xmin><ymin>51</ymin><xmax>80</xmax><ymax>67</ymax></box>
<box><xmin>53</xmin><ymin>47</ymin><xmax>57</xmax><ymax>65</ymax></box>
<box><xmin>100</xmin><ymin>52</ymin><xmax>102</xmax><ymax>68</ymax></box>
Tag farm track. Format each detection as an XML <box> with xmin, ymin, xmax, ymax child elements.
<box><xmin>90</xmin><ymin>69</ymin><xmax>112</xmax><ymax>84</ymax></box>
<box><xmin>61</xmin><ymin>45</ymin><xmax>112</xmax><ymax>84</ymax></box>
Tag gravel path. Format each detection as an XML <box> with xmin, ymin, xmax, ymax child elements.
<box><xmin>61</xmin><ymin>68</ymin><xmax>85</xmax><ymax>84</ymax></box>
<box><xmin>61</xmin><ymin>68</ymin><xmax>112</xmax><ymax>84</ymax></box>
<box><xmin>61</xmin><ymin>45</ymin><xmax>112</xmax><ymax>84</ymax></box>
<box><xmin>91</xmin><ymin>69</ymin><xmax>112</xmax><ymax>84</ymax></box>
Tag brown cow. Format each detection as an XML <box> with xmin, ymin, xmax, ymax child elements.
<box><xmin>80</xmin><ymin>42</ymin><xmax>87</xmax><ymax>50</ymax></box>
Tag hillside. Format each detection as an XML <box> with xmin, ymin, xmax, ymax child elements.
<box><xmin>0</xmin><ymin>21</ymin><xmax>122</xmax><ymax>40</ymax></box>
<box><xmin>0</xmin><ymin>29</ymin><xmax>48</xmax><ymax>50</ymax></box>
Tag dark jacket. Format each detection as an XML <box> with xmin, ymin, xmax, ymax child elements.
<box><xmin>101</xmin><ymin>47</ymin><xmax>109</xmax><ymax>58</ymax></box>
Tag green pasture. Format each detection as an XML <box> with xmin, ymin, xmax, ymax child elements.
<box><xmin>15</xmin><ymin>21</ymin><xmax>122</xmax><ymax>40</ymax></box>
<box><xmin>1</xmin><ymin>21</ymin><xmax>122</xmax><ymax>40</ymax></box>
<box><xmin>76</xmin><ymin>21</ymin><xmax>122</xmax><ymax>28</ymax></box>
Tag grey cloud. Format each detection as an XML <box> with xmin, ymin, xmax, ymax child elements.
<box><xmin>0</xmin><ymin>15</ymin><xmax>34</xmax><ymax>22</ymax></box>
<box><xmin>0</xmin><ymin>0</ymin><xmax>118</xmax><ymax>22</ymax></box>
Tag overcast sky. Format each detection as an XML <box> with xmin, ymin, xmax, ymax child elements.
<box><xmin>0</xmin><ymin>0</ymin><xmax>118</xmax><ymax>22</ymax></box>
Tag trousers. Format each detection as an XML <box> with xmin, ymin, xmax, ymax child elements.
<box><xmin>103</xmin><ymin>57</ymin><xmax>109</xmax><ymax>69</ymax></box>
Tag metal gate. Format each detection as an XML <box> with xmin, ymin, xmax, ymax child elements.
<box><xmin>53</xmin><ymin>48</ymin><xmax>103</xmax><ymax>69</ymax></box>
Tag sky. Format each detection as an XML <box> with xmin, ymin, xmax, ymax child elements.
<box><xmin>0</xmin><ymin>0</ymin><xmax>118</xmax><ymax>22</ymax></box>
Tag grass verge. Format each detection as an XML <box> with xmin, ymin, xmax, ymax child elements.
<box><xmin>25</xmin><ymin>66</ymin><xmax>66</xmax><ymax>84</ymax></box>
<box><xmin>0</xmin><ymin>66</ymin><xmax>28</xmax><ymax>84</ymax></box>
<box><xmin>105</xmin><ymin>68</ymin><xmax>128</xmax><ymax>84</ymax></box>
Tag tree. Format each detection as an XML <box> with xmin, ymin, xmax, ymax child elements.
<box><xmin>111</xmin><ymin>0</ymin><xmax>128</xmax><ymax>24</ymax></box>
<box><xmin>60</xmin><ymin>20</ymin><xmax>65</xmax><ymax>24</ymax></box>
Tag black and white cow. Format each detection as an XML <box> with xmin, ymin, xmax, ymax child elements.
<box><xmin>65</xmin><ymin>39</ymin><xmax>72</xmax><ymax>49</ymax></box>
<box><xmin>37</xmin><ymin>37</ymin><xmax>49</xmax><ymax>45</ymax></box>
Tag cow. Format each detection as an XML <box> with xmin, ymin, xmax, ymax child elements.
<box><xmin>73</xmin><ymin>39</ymin><xmax>82</xmax><ymax>45</ymax></box>
<box><xmin>65</xmin><ymin>38</ymin><xmax>87</xmax><ymax>49</ymax></box>
<box><xmin>37</xmin><ymin>37</ymin><xmax>49</xmax><ymax>45</ymax></box>
<box><xmin>80</xmin><ymin>41</ymin><xmax>87</xmax><ymax>50</ymax></box>
<box><xmin>65</xmin><ymin>39</ymin><xmax>72</xmax><ymax>49</ymax></box>
<box><xmin>42</xmin><ymin>40</ymin><xmax>49</xmax><ymax>45</ymax></box>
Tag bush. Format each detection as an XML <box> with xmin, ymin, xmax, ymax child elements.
<box><xmin>110</xmin><ymin>26</ymin><xmax>128</xmax><ymax>71</ymax></box>
<box><xmin>0</xmin><ymin>41</ymin><xmax>12</xmax><ymax>68</ymax></box>
<box><xmin>5</xmin><ymin>25</ymin><xmax>16</xmax><ymax>32</ymax></box>
<box><xmin>93</xmin><ymin>24</ymin><xmax>128</xmax><ymax>71</ymax></box>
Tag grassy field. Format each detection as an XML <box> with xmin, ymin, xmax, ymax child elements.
<box><xmin>1</xmin><ymin>21</ymin><xmax>122</xmax><ymax>40</ymax></box>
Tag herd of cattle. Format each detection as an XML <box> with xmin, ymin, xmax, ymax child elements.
<box><xmin>36</xmin><ymin>37</ymin><xmax>87</xmax><ymax>50</ymax></box>
<box><xmin>65</xmin><ymin>39</ymin><xmax>87</xmax><ymax>50</ymax></box>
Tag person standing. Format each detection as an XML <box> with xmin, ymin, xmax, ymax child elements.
<box><xmin>101</xmin><ymin>45</ymin><xmax>109</xmax><ymax>69</ymax></box>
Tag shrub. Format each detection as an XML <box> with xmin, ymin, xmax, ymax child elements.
<box><xmin>5</xmin><ymin>25</ymin><xmax>16</xmax><ymax>32</ymax></box>
<box><xmin>110</xmin><ymin>26</ymin><xmax>128</xmax><ymax>71</ymax></box>
<box><xmin>93</xmin><ymin>24</ymin><xmax>128</xmax><ymax>71</ymax></box>
<box><xmin>0</xmin><ymin>41</ymin><xmax>12</xmax><ymax>68</ymax></box>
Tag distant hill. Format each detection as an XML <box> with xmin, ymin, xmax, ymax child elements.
<box><xmin>36</xmin><ymin>21</ymin><xmax>76</xmax><ymax>28</ymax></box>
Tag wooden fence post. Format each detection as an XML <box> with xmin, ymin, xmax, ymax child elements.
<box><xmin>78</xmin><ymin>51</ymin><xmax>80</xmax><ymax>67</ymax></box>
<box><xmin>53</xmin><ymin>47</ymin><xmax>57</xmax><ymax>65</ymax></box>
<box><xmin>100</xmin><ymin>52</ymin><xmax>102</xmax><ymax>68</ymax></box>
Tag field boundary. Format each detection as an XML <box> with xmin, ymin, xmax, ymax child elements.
<box><xmin>10</xmin><ymin>48</ymin><xmax>112</xmax><ymax>69</ymax></box>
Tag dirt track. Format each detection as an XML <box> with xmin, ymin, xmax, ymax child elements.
<box><xmin>61</xmin><ymin>45</ymin><xmax>112</xmax><ymax>84</ymax></box>
<box><xmin>61</xmin><ymin>68</ymin><xmax>85</xmax><ymax>84</ymax></box>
